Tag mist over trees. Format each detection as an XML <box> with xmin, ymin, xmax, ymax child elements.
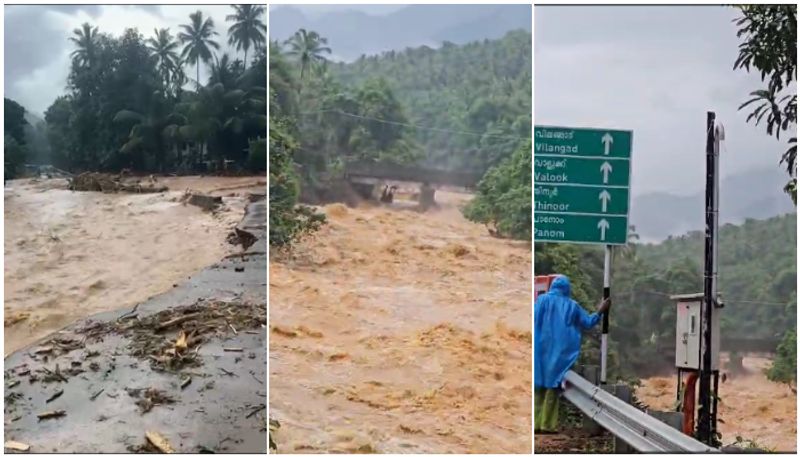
<box><xmin>269</xmin><ymin>29</ymin><xmax>532</xmax><ymax>246</ymax></box>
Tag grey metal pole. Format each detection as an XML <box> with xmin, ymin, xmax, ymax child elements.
<box><xmin>601</xmin><ymin>244</ymin><xmax>611</xmax><ymax>384</ymax></box>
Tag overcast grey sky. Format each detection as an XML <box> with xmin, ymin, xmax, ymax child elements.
<box><xmin>283</xmin><ymin>4</ymin><xmax>405</xmax><ymax>17</ymax></box>
<box><xmin>535</xmin><ymin>5</ymin><xmax>793</xmax><ymax>196</ymax></box>
<box><xmin>4</xmin><ymin>5</ymin><xmax>244</xmax><ymax>117</ymax></box>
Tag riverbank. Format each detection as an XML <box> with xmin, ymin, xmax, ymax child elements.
<box><xmin>4</xmin><ymin>195</ymin><xmax>267</xmax><ymax>453</ymax></box>
<box><xmin>4</xmin><ymin>176</ymin><xmax>264</xmax><ymax>354</ymax></box>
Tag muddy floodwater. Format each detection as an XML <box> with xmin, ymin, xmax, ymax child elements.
<box><xmin>269</xmin><ymin>190</ymin><xmax>532</xmax><ymax>453</ymax></box>
<box><xmin>4</xmin><ymin>176</ymin><xmax>265</xmax><ymax>354</ymax></box>
<box><xmin>637</xmin><ymin>356</ymin><xmax>796</xmax><ymax>452</ymax></box>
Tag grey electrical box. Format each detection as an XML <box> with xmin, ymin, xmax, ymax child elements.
<box><xmin>672</xmin><ymin>293</ymin><xmax>720</xmax><ymax>370</ymax></box>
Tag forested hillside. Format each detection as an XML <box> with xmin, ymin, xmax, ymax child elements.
<box><xmin>270</xmin><ymin>29</ymin><xmax>532</xmax><ymax>244</ymax></box>
<box><xmin>535</xmin><ymin>213</ymin><xmax>797</xmax><ymax>379</ymax></box>
<box><xmin>332</xmin><ymin>30</ymin><xmax>531</xmax><ymax>173</ymax></box>
<box><xmin>4</xmin><ymin>6</ymin><xmax>267</xmax><ymax>177</ymax></box>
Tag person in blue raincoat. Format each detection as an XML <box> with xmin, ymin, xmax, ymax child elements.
<box><xmin>534</xmin><ymin>275</ymin><xmax>610</xmax><ymax>433</ymax></box>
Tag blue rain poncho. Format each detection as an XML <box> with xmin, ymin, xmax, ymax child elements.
<box><xmin>534</xmin><ymin>275</ymin><xmax>602</xmax><ymax>388</ymax></box>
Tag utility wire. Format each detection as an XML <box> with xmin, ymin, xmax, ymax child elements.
<box><xmin>615</xmin><ymin>289</ymin><xmax>792</xmax><ymax>307</ymax></box>
<box><xmin>298</xmin><ymin>108</ymin><xmax>530</xmax><ymax>141</ymax></box>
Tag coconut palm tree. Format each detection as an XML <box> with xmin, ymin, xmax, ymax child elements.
<box><xmin>284</xmin><ymin>29</ymin><xmax>331</xmax><ymax>82</ymax></box>
<box><xmin>146</xmin><ymin>28</ymin><xmax>183</xmax><ymax>94</ymax></box>
<box><xmin>176</xmin><ymin>79</ymin><xmax>266</xmax><ymax>169</ymax></box>
<box><xmin>113</xmin><ymin>93</ymin><xmax>186</xmax><ymax>172</ymax></box>
<box><xmin>178</xmin><ymin>10</ymin><xmax>220</xmax><ymax>88</ymax></box>
<box><xmin>226</xmin><ymin>4</ymin><xmax>266</xmax><ymax>70</ymax></box>
<box><xmin>69</xmin><ymin>23</ymin><xmax>100</xmax><ymax>68</ymax></box>
<box><xmin>209</xmin><ymin>54</ymin><xmax>237</xmax><ymax>88</ymax></box>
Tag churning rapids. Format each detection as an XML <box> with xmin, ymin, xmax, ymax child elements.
<box><xmin>269</xmin><ymin>189</ymin><xmax>532</xmax><ymax>453</ymax></box>
<box><xmin>4</xmin><ymin>176</ymin><xmax>265</xmax><ymax>355</ymax></box>
<box><xmin>637</xmin><ymin>356</ymin><xmax>796</xmax><ymax>452</ymax></box>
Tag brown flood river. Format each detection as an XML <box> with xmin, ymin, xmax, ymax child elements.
<box><xmin>637</xmin><ymin>356</ymin><xmax>796</xmax><ymax>452</ymax></box>
<box><xmin>269</xmin><ymin>190</ymin><xmax>532</xmax><ymax>453</ymax></box>
<box><xmin>4</xmin><ymin>176</ymin><xmax>265</xmax><ymax>355</ymax></box>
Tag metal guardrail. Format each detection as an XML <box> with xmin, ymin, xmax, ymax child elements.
<box><xmin>562</xmin><ymin>371</ymin><xmax>719</xmax><ymax>453</ymax></box>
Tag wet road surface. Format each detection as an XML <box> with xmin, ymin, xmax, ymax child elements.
<box><xmin>4</xmin><ymin>198</ymin><xmax>267</xmax><ymax>453</ymax></box>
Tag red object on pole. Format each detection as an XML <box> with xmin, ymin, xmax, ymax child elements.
<box><xmin>534</xmin><ymin>275</ymin><xmax>559</xmax><ymax>301</ymax></box>
<box><xmin>682</xmin><ymin>371</ymin><xmax>699</xmax><ymax>435</ymax></box>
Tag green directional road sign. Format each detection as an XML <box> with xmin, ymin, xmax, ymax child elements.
<box><xmin>535</xmin><ymin>125</ymin><xmax>632</xmax><ymax>158</ymax></box>
<box><xmin>535</xmin><ymin>185</ymin><xmax>629</xmax><ymax>215</ymax></box>
<box><xmin>534</xmin><ymin>156</ymin><xmax>630</xmax><ymax>187</ymax></box>
<box><xmin>535</xmin><ymin>213</ymin><xmax>628</xmax><ymax>245</ymax></box>
<box><xmin>534</xmin><ymin>125</ymin><xmax>633</xmax><ymax>245</ymax></box>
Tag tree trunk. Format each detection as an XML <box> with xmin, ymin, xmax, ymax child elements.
<box><xmin>244</xmin><ymin>48</ymin><xmax>248</xmax><ymax>70</ymax></box>
<box><xmin>196</xmin><ymin>63</ymin><xmax>200</xmax><ymax>89</ymax></box>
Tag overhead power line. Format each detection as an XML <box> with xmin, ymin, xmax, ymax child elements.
<box><xmin>615</xmin><ymin>289</ymin><xmax>792</xmax><ymax>307</ymax></box>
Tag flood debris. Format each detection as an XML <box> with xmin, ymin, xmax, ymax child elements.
<box><xmin>45</xmin><ymin>389</ymin><xmax>64</xmax><ymax>403</ymax></box>
<box><xmin>174</xmin><ymin>331</ymin><xmax>189</xmax><ymax>352</ymax></box>
<box><xmin>89</xmin><ymin>388</ymin><xmax>105</xmax><ymax>401</ymax></box>
<box><xmin>246</xmin><ymin>404</ymin><xmax>265</xmax><ymax>419</ymax></box>
<box><xmin>157</xmin><ymin>313</ymin><xmax>201</xmax><ymax>332</ymax></box>
<box><xmin>68</xmin><ymin>299</ymin><xmax>265</xmax><ymax>372</ymax></box>
<box><xmin>126</xmin><ymin>387</ymin><xmax>175</xmax><ymax>414</ymax></box>
<box><xmin>183</xmin><ymin>193</ymin><xmax>223</xmax><ymax>211</ymax></box>
<box><xmin>227</xmin><ymin>227</ymin><xmax>258</xmax><ymax>251</ymax></box>
<box><xmin>145</xmin><ymin>431</ymin><xmax>175</xmax><ymax>453</ymax></box>
<box><xmin>69</xmin><ymin>172</ymin><xmax>168</xmax><ymax>193</ymax></box>
<box><xmin>37</xmin><ymin>364</ymin><xmax>70</xmax><ymax>383</ymax></box>
<box><xmin>4</xmin><ymin>440</ymin><xmax>31</xmax><ymax>452</ymax></box>
<box><xmin>219</xmin><ymin>368</ymin><xmax>237</xmax><ymax>377</ymax></box>
<box><xmin>5</xmin><ymin>392</ymin><xmax>24</xmax><ymax>406</ymax></box>
<box><xmin>37</xmin><ymin>410</ymin><xmax>66</xmax><ymax>421</ymax></box>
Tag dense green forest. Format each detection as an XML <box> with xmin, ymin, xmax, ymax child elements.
<box><xmin>5</xmin><ymin>98</ymin><xmax>30</xmax><ymax>179</ymax></box>
<box><xmin>463</xmin><ymin>139</ymin><xmax>532</xmax><ymax>240</ymax></box>
<box><xmin>535</xmin><ymin>214</ymin><xmax>797</xmax><ymax>379</ymax></box>
<box><xmin>4</xmin><ymin>5</ymin><xmax>266</xmax><ymax>178</ymax></box>
<box><xmin>269</xmin><ymin>29</ymin><xmax>532</xmax><ymax>246</ymax></box>
<box><xmin>331</xmin><ymin>30</ymin><xmax>532</xmax><ymax>173</ymax></box>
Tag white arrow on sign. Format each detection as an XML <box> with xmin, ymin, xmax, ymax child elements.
<box><xmin>600</xmin><ymin>161</ymin><xmax>613</xmax><ymax>184</ymax></box>
<box><xmin>597</xmin><ymin>218</ymin><xmax>609</xmax><ymax>241</ymax></box>
<box><xmin>598</xmin><ymin>189</ymin><xmax>611</xmax><ymax>212</ymax></box>
<box><xmin>601</xmin><ymin>133</ymin><xmax>614</xmax><ymax>155</ymax></box>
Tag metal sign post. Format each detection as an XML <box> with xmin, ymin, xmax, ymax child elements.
<box><xmin>601</xmin><ymin>245</ymin><xmax>612</xmax><ymax>384</ymax></box>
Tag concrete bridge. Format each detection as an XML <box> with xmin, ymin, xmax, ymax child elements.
<box><xmin>344</xmin><ymin>160</ymin><xmax>484</xmax><ymax>189</ymax></box>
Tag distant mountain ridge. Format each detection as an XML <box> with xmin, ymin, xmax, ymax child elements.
<box><xmin>269</xmin><ymin>4</ymin><xmax>532</xmax><ymax>61</ymax></box>
<box><xmin>632</xmin><ymin>166</ymin><xmax>796</xmax><ymax>242</ymax></box>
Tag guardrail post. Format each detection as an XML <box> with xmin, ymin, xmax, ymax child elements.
<box><xmin>579</xmin><ymin>365</ymin><xmax>602</xmax><ymax>435</ymax></box>
<box><xmin>606</xmin><ymin>384</ymin><xmax>633</xmax><ymax>453</ymax></box>
<box><xmin>648</xmin><ymin>410</ymin><xmax>684</xmax><ymax>431</ymax></box>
